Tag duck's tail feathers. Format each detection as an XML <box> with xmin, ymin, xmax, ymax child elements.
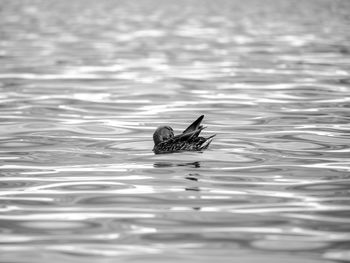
<box><xmin>189</xmin><ymin>126</ymin><xmax>206</xmax><ymax>140</ymax></box>
<box><xmin>200</xmin><ymin>134</ymin><xmax>216</xmax><ymax>150</ymax></box>
<box><xmin>183</xmin><ymin>115</ymin><xmax>204</xmax><ymax>134</ymax></box>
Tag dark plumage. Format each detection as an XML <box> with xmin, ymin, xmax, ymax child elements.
<box><xmin>153</xmin><ymin>115</ymin><xmax>215</xmax><ymax>154</ymax></box>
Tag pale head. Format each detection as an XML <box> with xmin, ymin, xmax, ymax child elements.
<box><xmin>153</xmin><ymin>126</ymin><xmax>174</xmax><ymax>145</ymax></box>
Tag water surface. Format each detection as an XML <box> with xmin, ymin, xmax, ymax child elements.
<box><xmin>1</xmin><ymin>0</ymin><xmax>350</xmax><ymax>262</ymax></box>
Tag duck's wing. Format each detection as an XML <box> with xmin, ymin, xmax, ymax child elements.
<box><xmin>182</xmin><ymin>115</ymin><xmax>204</xmax><ymax>134</ymax></box>
<box><xmin>171</xmin><ymin>126</ymin><xmax>205</xmax><ymax>143</ymax></box>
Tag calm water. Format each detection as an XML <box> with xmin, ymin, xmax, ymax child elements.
<box><xmin>1</xmin><ymin>0</ymin><xmax>350</xmax><ymax>262</ymax></box>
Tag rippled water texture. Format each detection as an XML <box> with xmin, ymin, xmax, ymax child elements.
<box><xmin>1</xmin><ymin>0</ymin><xmax>350</xmax><ymax>262</ymax></box>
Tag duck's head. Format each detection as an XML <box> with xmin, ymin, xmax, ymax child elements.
<box><xmin>153</xmin><ymin>126</ymin><xmax>174</xmax><ymax>145</ymax></box>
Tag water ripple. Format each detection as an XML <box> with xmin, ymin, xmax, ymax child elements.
<box><xmin>1</xmin><ymin>0</ymin><xmax>350</xmax><ymax>262</ymax></box>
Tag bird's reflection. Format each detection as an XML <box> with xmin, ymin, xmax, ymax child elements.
<box><xmin>153</xmin><ymin>161</ymin><xmax>202</xmax><ymax>210</ymax></box>
<box><xmin>185</xmin><ymin>173</ymin><xmax>200</xmax><ymax>192</ymax></box>
<box><xmin>153</xmin><ymin>161</ymin><xmax>201</xmax><ymax>168</ymax></box>
<box><xmin>185</xmin><ymin>173</ymin><xmax>201</xmax><ymax>211</ymax></box>
<box><xmin>185</xmin><ymin>174</ymin><xmax>199</xmax><ymax>182</ymax></box>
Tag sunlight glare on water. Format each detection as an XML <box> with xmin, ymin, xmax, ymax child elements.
<box><xmin>0</xmin><ymin>0</ymin><xmax>350</xmax><ymax>262</ymax></box>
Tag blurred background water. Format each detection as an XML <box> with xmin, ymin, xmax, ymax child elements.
<box><xmin>1</xmin><ymin>0</ymin><xmax>350</xmax><ymax>262</ymax></box>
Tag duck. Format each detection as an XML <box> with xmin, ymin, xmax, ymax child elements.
<box><xmin>152</xmin><ymin>115</ymin><xmax>215</xmax><ymax>154</ymax></box>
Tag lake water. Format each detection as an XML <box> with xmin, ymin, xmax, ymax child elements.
<box><xmin>1</xmin><ymin>0</ymin><xmax>350</xmax><ymax>262</ymax></box>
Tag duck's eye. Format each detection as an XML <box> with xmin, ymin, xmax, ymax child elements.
<box><xmin>167</xmin><ymin>131</ymin><xmax>174</xmax><ymax>139</ymax></box>
<box><xmin>161</xmin><ymin>128</ymin><xmax>173</xmax><ymax>141</ymax></box>
<box><xmin>162</xmin><ymin>133</ymin><xmax>171</xmax><ymax>141</ymax></box>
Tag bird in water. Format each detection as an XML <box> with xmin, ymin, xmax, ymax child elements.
<box><xmin>153</xmin><ymin>115</ymin><xmax>215</xmax><ymax>154</ymax></box>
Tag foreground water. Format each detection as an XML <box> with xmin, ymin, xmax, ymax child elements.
<box><xmin>1</xmin><ymin>0</ymin><xmax>350</xmax><ymax>262</ymax></box>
